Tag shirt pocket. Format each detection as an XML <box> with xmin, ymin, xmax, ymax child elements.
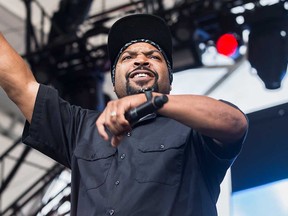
<box><xmin>74</xmin><ymin>142</ymin><xmax>116</xmax><ymax>190</ymax></box>
<box><xmin>135</xmin><ymin>134</ymin><xmax>186</xmax><ymax>186</ymax></box>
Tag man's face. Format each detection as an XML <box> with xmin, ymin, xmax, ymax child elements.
<box><xmin>113</xmin><ymin>42</ymin><xmax>171</xmax><ymax>98</ymax></box>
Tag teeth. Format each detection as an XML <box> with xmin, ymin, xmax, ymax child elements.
<box><xmin>135</xmin><ymin>73</ymin><xmax>148</xmax><ymax>78</ymax></box>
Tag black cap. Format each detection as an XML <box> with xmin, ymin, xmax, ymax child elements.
<box><xmin>108</xmin><ymin>14</ymin><xmax>173</xmax><ymax>83</ymax></box>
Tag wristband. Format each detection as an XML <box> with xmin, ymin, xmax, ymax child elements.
<box><xmin>144</xmin><ymin>90</ymin><xmax>153</xmax><ymax>101</ymax></box>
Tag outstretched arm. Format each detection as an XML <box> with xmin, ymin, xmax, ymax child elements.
<box><xmin>0</xmin><ymin>33</ymin><xmax>39</xmax><ymax>123</ymax></box>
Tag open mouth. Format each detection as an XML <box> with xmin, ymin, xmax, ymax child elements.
<box><xmin>129</xmin><ymin>70</ymin><xmax>155</xmax><ymax>80</ymax></box>
<box><xmin>126</xmin><ymin>67</ymin><xmax>159</xmax><ymax>88</ymax></box>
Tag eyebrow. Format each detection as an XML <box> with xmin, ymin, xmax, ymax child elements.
<box><xmin>121</xmin><ymin>50</ymin><xmax>162</xmax><ymax>56</ymax></box>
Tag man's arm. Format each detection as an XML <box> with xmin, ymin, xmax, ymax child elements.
<box><xmin>0</xmin><ymin>33</ymin><xmax>39</xmax><ymax>123</ymax></box>
<box><xmin>158</xmin><ymin>94</ymin><xmax>248</xmax><ymax>146</ymax></box>
<box><xmin>96</xmin><ymin>92</ymin><xmax>248</xmax><ymax>148</ymax></box>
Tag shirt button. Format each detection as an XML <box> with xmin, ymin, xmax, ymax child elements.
<box><xmin>127</xmin><ymin>132</ymin><xmax>131</xmax><ymax>137</ymax></box>
<box><xmin>120</xmin><ymin>153</ymin><xmax>126</xmax><ymax>160</ymax></box>
<box><xmin>115</xmin><ymin>180</ymin><xmax>120</xmax><ymax>185</ymax></box>
<box><xmin>160</xmin><ymin>144</ymin><xmax>165</xmax><ymax>149</ymax></box>
<box><xmin>108</xmin><ymin>209</ymin><xmax>115</xmax><ymax>215</ymax></box>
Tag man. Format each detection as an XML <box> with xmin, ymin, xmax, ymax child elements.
<box><xmin>0</xmin><ymin>14</ymin><xmax>248</xmax><ymax>215</ymax></box>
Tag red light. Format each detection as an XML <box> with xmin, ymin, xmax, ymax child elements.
<box><xmin>216</xmin><ymin>33</ymin><xmax>238</xmax><ymax>56</ymax></box>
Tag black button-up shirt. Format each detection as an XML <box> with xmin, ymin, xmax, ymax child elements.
<box><xmin>23</xmin><ymin>85</ymin><xmax>243</xmax><ymax>216</ymax></box>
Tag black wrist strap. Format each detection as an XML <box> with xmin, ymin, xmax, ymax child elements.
<box><xmin>144</xmin><ymin>90</ymin><xmax>153</xmax><ymax>101</ymax></box>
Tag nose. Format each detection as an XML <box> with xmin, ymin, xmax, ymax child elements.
<box><xmin>134</xmin><ymin>56</ymin><xmax>150</xmax><ymax>67</ymax></box>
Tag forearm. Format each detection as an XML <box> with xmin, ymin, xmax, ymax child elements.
<box><xmin>0</xmin><ymin>33</ymin><xmax>39</xmax><ymax>122</ymax></box>
<box><xmin>157</xmin><ymin>94</ymin><xmax>248</xmax><ymax>145</ymax></box>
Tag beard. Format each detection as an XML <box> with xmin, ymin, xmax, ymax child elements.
<box><xmin>126</xmin><ymin>78</ymin><xmax>160</xmax><ymax>95</ymax></box>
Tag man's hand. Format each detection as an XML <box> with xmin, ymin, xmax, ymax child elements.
<box><xmin>96</xmin><ymin>94</ymin><xmax>146</xmax><ymax>147</ymax></box>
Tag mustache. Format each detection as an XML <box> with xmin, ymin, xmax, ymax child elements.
<box><xmin>125</xmin><ymin>66</ymin><xmax>158</xmax><ymax>80</ymax></box>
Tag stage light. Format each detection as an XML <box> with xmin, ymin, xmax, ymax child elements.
<box><xmin>248</xmin><ymin>21</ymin><xmax>287</xmax><ymax>89</ymax></box>
<box><xmin>216</xmin><ymin>33</ymin><xmax>239</xmax><ymax>56</ymax></box>
<box><xmin>244</xmin><ymin>1</ymin><xmax>288</xmax><ymax>89</ymax></box>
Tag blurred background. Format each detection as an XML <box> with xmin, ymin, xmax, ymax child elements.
<box><xmin>0</xmin><ymin>0</ymin><xmax>287</xmax><ymax>215</ymax></box>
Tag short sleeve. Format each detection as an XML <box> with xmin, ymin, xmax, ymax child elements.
<box><xmin>22</xmin><ymin>84</ymin><xmax>100</xmax><ymax>168</ymax></box>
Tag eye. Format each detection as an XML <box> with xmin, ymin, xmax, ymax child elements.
<box><xmin>121</xmin><ymin>55</ymin><xmax>132</xmax><ymax>61</ymax></box>
<box><xmin>149</xmin><ymin>55</ymin><xmax>161</xmax><ymax>60</ymax></box>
